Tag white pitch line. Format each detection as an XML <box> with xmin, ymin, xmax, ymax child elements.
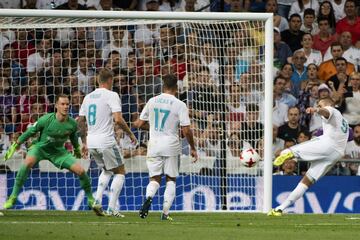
<box><xmin>345</xmin><ymin>217</ymin><xmax>360</xmax><ymax>220</ymax></box>
<box><xmin>0</xmin><ymin>221</ymin><xmax>187</xmax><ymax>225</ymax></box>
<box><xmin>295</xmin><ymin>223</ymin><xmax>360</xmax><ymax>227</ymax></box>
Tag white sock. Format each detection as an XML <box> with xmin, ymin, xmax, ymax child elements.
<box><xmin>108</xmin><ymin>174</ymin><xmax>125</xmax><ymax>210</ymax></box>
<box><xmin>146</xmin><ymin>181</ymin><xmax>160</xmax><ymax>199</ymax></box>
<box><xmin>163</xmin><ymin>181</ymin><xmax>176</xmax><ymax>215</ymax></box>
<box><xmin>95</xmin><ymin>170</ymin><xmax>112</xmax><ymax>204</ymax></box>
<box><xmin>276</xmin><ymin>182</ymin><xmax>308</xmax><ymax>211</ymax></box>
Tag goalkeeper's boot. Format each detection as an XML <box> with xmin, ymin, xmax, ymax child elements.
<box><xmin>139</xmin><ymin>197</ymin><xmax>152</xmax><ymax>219</ymax></box>
<box><xmin>3</xmin><ymin>195</ymin><xmax>17</xmax><ymax>209</ymax></box>
<box><xmin>273</xmin><ymin>150</ymin><xmax>294</xmax><ymax>166</ymax></box>
<box><xmin>161</xmin><ymin>213</ymin><xmax>173</xmax><ymax>221</ymax></box>
<box><xmin>105</xmin><ymin>208</ymin><xmax>125</xmax><ymax>218</ymax></box>
<box><xmin>88</xmin><ymin>199</ymin><xmax>105</xmax><ymax>217</ymax></box>
<box><xmin>267</xmin><ymin>209</ymin><xmax>283</xmax><ymax>217</ymax></box>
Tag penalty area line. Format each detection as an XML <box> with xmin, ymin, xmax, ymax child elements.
<box><xmin>0</xmin><ymin>221</ymin><xmax>186</xmax><ymax>225</ymax></box>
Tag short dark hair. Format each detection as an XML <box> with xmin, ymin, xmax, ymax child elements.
<box><xmin>330</xmin><ymin>41</ymin><xmax>343</xmax><ymax>50</ymax></box>
<box><xmin>289</xmin><ymin>13</ymin><xmax>302</xmax><ymax>21</ymax></box>
<box><xmin>162</xmin><ymin>74</ymin><xmax>178</xmax><ymax>90</ymax></box>
<box><xmin>319</xmin><ymin>96</ymin><xmax>335</xmax><ymax>106</ymax></box>
<box><xmin>99</xmin><ymin>68</ymin><xmax>114</xmax><ymax>84</ymax></box>
<box><xmin>335</xmin><ymin>57</ymin><xmax>347</xmax><ymax>64</ymax></box>
<box><xmin>304</xmin><ymin>8</ymin><xmax>315</xmax><ymax>17</ymax></box>
<box><xmin>317</xmin><ymin>16</ymin><xmax>330</xmax><ymax>24</ymax></box>
<box><xmin>273</xmin><ymin>75</ymin><xmax>286</xmax><ymax>85</ymax></box>
<box><xmin>55</xmin><ymin>94</ymin><xmax>69</xmax><ymax>103</ymax></box>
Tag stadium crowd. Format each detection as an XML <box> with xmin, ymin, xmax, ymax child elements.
<box><xmin>0</xmin><ymin>0</ymin><xmax>360</xmax><ymax>176</ymax></box>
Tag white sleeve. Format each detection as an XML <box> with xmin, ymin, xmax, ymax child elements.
<box><xmin>179</xmin><ymin>102</ymin><xmax>191</xmax><ymax>126</ymax></box>
<box><xmin>140</xmin><ymin>102</ymin><xmax>150</xmax><ymax>121</ymax></box>
<box><xmin>79</xmin><ymin>97</ymin><xmax>87</xmax><ymax>117</ymax></box>
<box><xmin>321</xmin><ymin>106</ymin><xmax>334</xmax><ymax>122</ymax></box>
<box><xmin>108</xmin><ymin>92</ymin><xmax>122</xmax><ymax>113</ymax></box>
<box><xmin>26</xmin><ymin>54</ymin><xmax>36</xmax><ymax>73</ymax></box>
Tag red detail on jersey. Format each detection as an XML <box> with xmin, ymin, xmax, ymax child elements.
<box><xmin>247</xmin><ymin>158</ymin><xmax>255</xmax><ymax>168</ymax></box>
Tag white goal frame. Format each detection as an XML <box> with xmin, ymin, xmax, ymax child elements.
<box><xmin>0</xmin><ymin>9</ymin><xmax>273</xmax><ymax>213</ymax></box>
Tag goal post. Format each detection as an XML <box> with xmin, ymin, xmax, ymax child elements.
<box><xmin>0</xmin><ymin>10</ymin><xmax>273</xmax><ymax>213</ymax></box>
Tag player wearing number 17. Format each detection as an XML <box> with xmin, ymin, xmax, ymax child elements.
<box><xmin>3</xmin><ymin>95</ymin><xmax>101</xmax><ymax>215</ymax></box>
<box><xmin>268</xmin><ymin>97</ymin><xmax>349</xmax><ymax>216</ymax></box>
<box><xmin>134</xmin><ymin>74</ymin><xmax>198</xmax><ymax>221</ymax></box>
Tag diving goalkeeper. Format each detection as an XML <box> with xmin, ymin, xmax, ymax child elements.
<box><xmin>3</xmin><ymin>94</ymin><xmax>102</xmax><ymax>215</ymax></box>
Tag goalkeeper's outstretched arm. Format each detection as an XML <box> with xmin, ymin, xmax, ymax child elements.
<box><xmin>16</xmin><ymin>115</ymin><xmax>46</xmax><ymax>145</ymax></box>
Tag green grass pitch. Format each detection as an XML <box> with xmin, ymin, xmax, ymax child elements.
<box><xmin>0</xmin><ymin>211</ymin><xmax>359</xmax><ymax>240</ymax></box>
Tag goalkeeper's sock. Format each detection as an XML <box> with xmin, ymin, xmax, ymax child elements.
<box><xmin>276</xmin><ymin>182</ymin><xmax>308</xmax><ymax>211</ymax></box>
<box><xmin>162</xmin><ymin>181</ymin><xmax>176</xmax><ymax>215</ymax></box>
<box><xmin>79</xmin><ymin>173</ymin><xmax>94</xmax><ymax>201</ymax></box>
<box><xmin>95</xmin><ymin>170</ymin><xmax>112</xmax><ymax>204</ymax></box>
<box><xmin>146</xmin><ymin>181</ymin><xmax>160</xmax><ymax>199</ymax></box>
<box><xmin>11</xmin><ymin>165</ymin><xmax>30</xmax><ymax>197</ymax></box>
<box><xmin>108</xmin><ymin>174</ymin><xmax>125</xmax><ymax>211</ymax></box>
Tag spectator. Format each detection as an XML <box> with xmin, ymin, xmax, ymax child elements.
<box><xmin>200</xmin><ymin>41</ymin><xmax>219</xmax><ymax>86</ymax></box>
<box><xmin>273</xmin><ymin>125</ymin><xmax>285</xmax><ymax>159</ymax></box>
<box><xmin>158</xmin><ymin>0</ymin><xmax>176</xmax><ymax>11</ymax></box>
<box><xmin>342</xmin><ymin>72</ymin><xmax>360</xmax><ymax>126</ymax></box>
<box><xmin>274</xmin><ymin>159</ymin><xmax>297</xmax><ymax>175</ymax></box>
<box><xmin>260</xmin><ymin>97</ymin><xmax>289</xmax><ymax>128</ymax></box>
<box><xmin>2</xmin><ymin>44</ymin><xmax>27</xmax><ymax>87</ymax></box>
<box><xmin>298</xmin><ymin>33</ymin><xmax>322</xmax><ymax>67</ymax></box>
<box><xmin>134</xmin><ymin>24</ymin><xmax>159</xmax><ymax>48</ymax></box>
<box><xmin>157</xmin><ymin>24</ymin><xmax>176</xmax><ymax>63</ymax></box>
<box><xmin>0</xmin><ymin>122</ymin><xmax>11</xmax><ymax>153</ymax></box>
<box><xmin>273</xmin><ymin>75</ymin><xmax>297</xmax><ymax>108</ymax></box>
<box><xmin>105</xmin><ymin>50</ymin><xmax>121</xmax><ymax>70</ymax></box>
<box><xmin>240</xmin><ymin>103</ymin><xmax>264</xmax><ymax>149</ymax></box>
<box><xmin>0</xmin><ymin>77</ymin><xmax>17</xmax><ymax>133</ymax></box>
<box><xmin>145</xmin><ymin>0</ymin><xmax>160</xmax><ymax>11</ymax></box>
<box><xmin>36</xmin><ymin>0</ymin><xmax>67</xmax><ymax>9</ymax></box>
<box><xmin>288</xmin><ymin>0</ymin><xmax>320</xmax><ymax>20</ymax></box>
<box><xmin>330</xmin><ymin>0</ymin><xmax>346</xmax><ymax>22</ymax></box>
<box><xmin>290</xmin><ymin>50</ymin><xmax>307</xmax><ymax>98</ymax></box>
<box><xmin>74</xmin><ymin>53</ymin><xmax>95</xmax><ymax>94</ymax></box>
<box><xmin>345</xmin><ymin>124</ymin><xmax>360</xmax><ymax>175</ymax></box>
<box><xmin>327</xmin><ymin>57</ymin><xmax>350</xmax><ymax>91</ymax></box>
<box><xmin>277</xmin><ymin>0</ymin><xmax>297</xmax><ymax>18</ymax></box>
<box><xmin>278</xmin><ymin>63</ymin><xmax>293</xmax><ymax>91</ymax></box>
<box><xmin>274</xmin><ymin>27</ymin><xmax>292</xmax><ymax>69</ymax></box>
<box><xmin>318</xmin><ymin>1</ymin><xmax>337</xmax><ymax>32</ymax></box>
<box><xmin>281</xmin><ymin>13</ymin><xmax>305</xmax><ymax>52</ymax></box>
<box><xmin>300</xmin><ymin>8</ymin><xmax>319</xmax><ymax>35</ymax></box>
<box><xmin>318</xmin><ymin>42</ymin><xmax>355</xmax><ymax>82</ymax></box>
<box><xmin>69</xmin><ymin>89</ymin><xmax>84</xmax><ymax>119</ymax></box>
<box><xmin>227</xmin><ymin>83</ymin><xmax>246</xmax><ymax>118</ymax></box>
<box><xmin>227</xmin><ymin>131</ymin><xmax>242</xmax><ymax>158</ymax></box>
<box><xmin>336</xmin><ymin>0</ymin><xmax>360</xmax><ymax>46</ymax></box>
<box><xmin>26</xmin><ymin>38</ymin><xmax>51</xmax><ymax>76</ymax></box>
<box><xmin>56</xmin><ymin>0</ymin><xmax>88</xmax><ymax>10</ymax></box>
<box><xmin>312</xmin><ymin>17</ymin><xmax>337</xmax><ymax>57</ymax></box>
<box><xmin>300</xmin><ymin>63</ymin><xmax>321</xmax><ymax>92</ymax></box>
<box><xmin>102</xmin><ymin>26</ymin><xmax>132</xmax><ymax>68</ymax></box>
<box><xmin>22</xmin><ymin>0</ymin><xmax>37</xmax><ymax>9</ymax></box>
<box><xmin>278</xmin><ymin>106</ymin><xmax>307</xmax><ymax>141</ymax></box>
<box><xmin>266</xmin><ymin>0</ymin><xmax>289</xmax><ymax>32</ymax></box>
<box><xmin>323</xmin><ymin>31</ymin><xmax>360</xmax><ymax>67</ymax></box>
<box><xmin>298</xmin><ymin>75</ymin><xmax>320</xmax><ymax>128</ymax></box>
<box><xmin>246</xmin><ymin>0</ymin><xmax>266</xmax><ymax>12</ymax></box>
<box><xmin>11</xmin><ymin>29</ymin><xmax>36</xmax><ymax>68</ymax></box>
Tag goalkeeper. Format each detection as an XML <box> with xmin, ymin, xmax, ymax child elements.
<box><xmin>3</xmin><ymin>94</ymin><xmax>102</xmax><ymax>215</ymax></box>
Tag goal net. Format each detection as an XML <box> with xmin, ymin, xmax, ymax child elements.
<box><xmin>0</xmin><ymin>11</ymin><xmax>273</xmax><ymax>212</ymax></box>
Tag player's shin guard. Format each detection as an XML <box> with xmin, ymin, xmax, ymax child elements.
<box><xmin>163</xmin><ymin>181</ymin><xmax>176</xmax><ymax>215</ymax></box>
<box><xmin>276</xmin><ymin>182</ymin><xmax>308</xmax><ymax>211</ymax></box>
<box><xmin>108</xmin><ymin>174</ymin><xmax>125</xmax><ymax>211</ymax></box>
<box><xmin>146</xmin><ymin>181</ymin><xmax>160</xmax><ymax>199</ymax></box>
<box><xmin>95</xmin><ymin>170</ymin><xmax>112</xmax><ymax>204</ymax></box>
<box><xmin>79</xmin><ymin>173</ymin><xmax>93</xmax><ymax>200</ymax></box>
<box><xmin>11</xmin><ymin>165</ymin><xmax>30</xmax><ymax>197</ymax></box>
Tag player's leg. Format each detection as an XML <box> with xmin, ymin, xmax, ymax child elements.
<box><xmin>89</xmin><ymin>149</ymin><xmax>112</xmax><ymax>206</ymax></box>
<box><xmin>269</xmin><ymin>149</ymin><xmax>342</xmax><ymax>216</ymax></box>
<box><xmin>161</xmin><ymin>156</ymin><xmax>180</xmax><ymax>221</ymax></box>
<box><xmin>139</xmin><ymin>157</ymin><xmax>163</xmax><ymax>218</ymax></box>
<box><xmin>4</xmin><ymin>148</ymin><xmax>40</xmax><ymax>209</ymax></box>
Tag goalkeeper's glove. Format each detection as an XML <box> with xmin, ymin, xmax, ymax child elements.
<box><xmin>4</xmin><ymin>142</ymin><xmax>19</xmax><ymax>161</ymax></box>
<box><xmin>74</xmin><ymin>146</ymin><xmax>82</xmax><ymax>159</ymax></box>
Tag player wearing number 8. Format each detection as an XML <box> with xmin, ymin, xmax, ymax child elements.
<box><xmin>78</xmin><ymin>69</ymin><xmax>137</xmax><ymax>217</ymax></box>
<box><xmin>269</xmin><ymin>97</ymin><xmax>349</xmax><ymax>216</ymax></box>
<box><xmin>134</xmin><ymin>74</ymin><xmax>198</xmax><ymax>221</ymax></box>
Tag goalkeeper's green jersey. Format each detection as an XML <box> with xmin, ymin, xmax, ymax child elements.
<box><xmin>18</xmin><ymin>113</ymin><xmax>79</xmax><ymax>152</ymax></box>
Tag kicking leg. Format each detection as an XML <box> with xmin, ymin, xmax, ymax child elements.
<box><xmin>106</xmin><ymin>165</ymin><xmax>125</xmax><ymax>217</ymax></box>
<box><xmin>4</xmin><ymin>155</ymin><xmax>37</xmax><ymax>209</ymax></box>
<box><xmin>269</xmin><ymin>175</ymin><xmax>313</xmax><ymax>216</ymax></box>
<box><xmin>139</xmin><ymin>175</ymin><xmax>161</xmax><ymax>219</ymax></box>
<box><xmin>161</xmin><ymin>176</ymin><xmax>176</xmax><ymax>221</ymax></box>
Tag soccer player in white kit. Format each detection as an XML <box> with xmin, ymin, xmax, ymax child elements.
<box><xmin>134</xmin><ymin>74</ymin><xmax>198</xmax><ymax>221</ymax></box>
<box><xmin>78</xmin><ymin>69</ymin><xmax>137</xmax><ymax>217</ymax></box>
<box><xmin>268</xmin><ymin>97</ymin><xmax>349</xmax><ymax>216</ymax></box>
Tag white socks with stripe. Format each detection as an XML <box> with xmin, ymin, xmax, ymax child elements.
<box><xmin>108</xmin><ymin>174</ymin><xmax>125</xmax><ymax>210</ymax></box>
<box><xmin>146</xmin><ymin>181</ymin><xmax>160</xmax><ymax>199</ymax></box>
<box><xmin>95</xmin><ymin>170</ymin><xmax>112</xmax><ymax>204</ymax></box>
<box><xmin>276</xmin><ymin>182</ymin><xmax>308</xmax><ymax>211</ymax></box>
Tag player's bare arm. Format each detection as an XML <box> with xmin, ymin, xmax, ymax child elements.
<box><xmin>181</xmin><ymin>125</ymin><xmax>198</xmax><ymax>162</ymax></box>
<box><xmin>306</xmin><ymin>106</ymin><xmax>330</xmax><ymax>119</ymax></box>
<box><xmin>77</xmin><ymin>116</ymin><xmax>89</xmax><ymax>158</ymax></box>
<box><xmin>113</xmin><ymin>112</ymin><xmax>137</xmax><ymax>144</ymax></box>
<box><xmin>133</xmin><ymin>118</ymin><xmax>149</xmax><ymax>130</ymax></box>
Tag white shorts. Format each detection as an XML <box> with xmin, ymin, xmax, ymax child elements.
<box><xmin>146</xmin><ymin>156</ymin><xmax>180</xmax><ymax>178</ymax></box>
<box><xmin>290</xmin><ymin>137</ymin><xmax>343</xmax><ymax>181</ymax></box>
<box><xmin>89</xmin><ymin>145</ymin><xmax>124</xmax><ymax>171</ymax></box>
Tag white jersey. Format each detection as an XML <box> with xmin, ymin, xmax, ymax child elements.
<box><xmin>321</xmin><ymin>106</ymin><xmax>349</xmax><ymax>155</ymax></box>
<box><xmin>79</xmin><ymin>88</ymin><xmax>122</xmax><ymax>148</ymax></box>
<box><xmin>140</xmin><ymin>93</ymin><xmax>190</xmax><ymax>157</ymax></box>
